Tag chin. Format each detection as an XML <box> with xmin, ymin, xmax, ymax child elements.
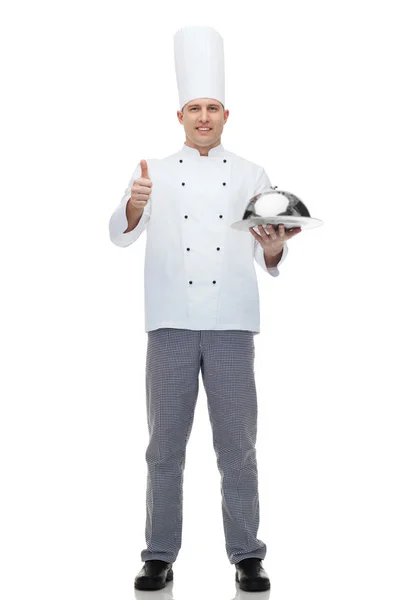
<box><xmin>195</xmin><ymin>135</ymin><xmax>215</xmax><ymax>144</ymax></box>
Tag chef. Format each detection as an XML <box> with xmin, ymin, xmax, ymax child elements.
<box><xmin>109</xmin><ymin>25</ymin><xmax>301</xmax><ymax>593</ymax></box>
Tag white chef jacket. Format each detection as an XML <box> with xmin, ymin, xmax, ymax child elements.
<box><xmin>109</xmin><ymin>143</ymin><xmax>288</xmax><ymax>336</ymax></box>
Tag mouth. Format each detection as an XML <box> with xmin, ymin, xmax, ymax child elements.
<box><xmin>196</xmin><ymin>127</ymin><xmax>212</xmax><ymax>134</ymax></box>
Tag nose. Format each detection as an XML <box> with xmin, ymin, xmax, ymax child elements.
<box><xmin>199</xmin><ymin>111</ymin><xmax>209</xmax><ymax>123</ymax></box>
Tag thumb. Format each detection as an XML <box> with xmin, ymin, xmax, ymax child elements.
<box><xmin>140</xmin><ymin>159</ymin><xmax>149</xmax><ymax>179</ymax></box>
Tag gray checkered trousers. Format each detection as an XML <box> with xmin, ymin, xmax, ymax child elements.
<box><xmin>140</xmin><ymin>328</ymin><xmax>267</xmax><ymax>565</ymax></box>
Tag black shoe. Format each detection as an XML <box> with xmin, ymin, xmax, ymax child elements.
<box><xmin>235</xmin><ymin>558</ymin><xmax>270</xmax><ymax>592</ymax></box>
<box><xmin>134</xmin><ymin>560</ymin><xmax>173</xmax><ymax>590</ymax></box>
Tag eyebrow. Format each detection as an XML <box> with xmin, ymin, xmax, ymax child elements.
<box><xmin>187</xmin><ymin>104</ymin><xmax>220</xmax><ymax>108</ymax></box>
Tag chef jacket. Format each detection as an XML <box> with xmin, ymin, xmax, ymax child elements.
<box><xmin>109</xmin><ymin>143</ymin><xmax>288</xmax><ymax>336</ymax></box>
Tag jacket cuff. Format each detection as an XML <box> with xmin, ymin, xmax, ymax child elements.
<box><xmin>109</xmin><ymin>198</ymin><xmax>148</xmax><ymax>247</ymax></box>
<box><xmin>255</xmin><ymin>239</ymin><xmax>288</xmax><ymax>276</ymax></box>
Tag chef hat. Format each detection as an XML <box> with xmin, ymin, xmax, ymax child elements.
<box><xmin>173</xmin><ymin>25</ymin><xmax>225</xmax><ymax>111</ymax></box>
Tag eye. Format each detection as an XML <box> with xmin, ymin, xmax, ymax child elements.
<box><xmin>190</xmin><ymin>107</ymin><xmax>218</xmax><ymax>111</ymax></box>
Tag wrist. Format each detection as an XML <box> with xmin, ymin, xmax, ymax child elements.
<box><xmin>264</xmin><ymin>247</ymin><xmax>283</xmax><ymax>268</ymax></box>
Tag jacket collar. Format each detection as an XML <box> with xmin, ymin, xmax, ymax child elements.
<box><xmin>180</xmin><ymin>142</ymin><xmax>225</xmax><ymax>158</ymax></box>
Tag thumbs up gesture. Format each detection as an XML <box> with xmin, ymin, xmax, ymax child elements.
<box><xmin>130</xmin><ymin>159</ymin><xmax>152</xmax><ymax>211</ymax></box>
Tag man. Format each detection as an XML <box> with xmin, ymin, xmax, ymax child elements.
<box><xmin>109</xmin><ymin>26</ymin><xmax>301</xmax><ymax>593</ymax></box>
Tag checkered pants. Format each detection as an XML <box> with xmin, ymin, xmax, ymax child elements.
<box><xmin>140</xmin><ymin>328</ymin><xmax>267</xmax><ymax>565</ymax></box>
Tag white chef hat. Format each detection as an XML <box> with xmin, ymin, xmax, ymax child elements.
<box><xmin>173</xmin><ymin>25</ymin><xmax>225</xmax><ymax>111</ymax></box>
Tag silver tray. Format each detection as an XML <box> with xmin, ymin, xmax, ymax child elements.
<box><xmin>231</xmin><ymin>215</ymin><xmax>323</xmax><ymax>231</ymax></box>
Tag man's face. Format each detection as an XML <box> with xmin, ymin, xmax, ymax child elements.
<box><xmin>177</xmin><ymin>98</ymin><xmax>229</xmax><ymax>147</ymax></box>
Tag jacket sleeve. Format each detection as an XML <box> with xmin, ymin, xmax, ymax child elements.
<box><xmin>108</xmin><ymin>162</ymin><xmax>152</xmax><ymax>247</ymax></box>
<box><xmin>252</xmin><ymin>167</ymin><xmax>288</xmax><ymax>277</ymax></box>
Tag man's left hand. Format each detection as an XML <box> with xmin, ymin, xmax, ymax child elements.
<box><xmin>250</xmin><ymin>224</ymin><xmax>302</xmax><ymax>256</ymax></box>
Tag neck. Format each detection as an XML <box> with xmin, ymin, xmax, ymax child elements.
<box><xmin>184</xmin><ymin>138</ymin><xmax>221</xmax><ymax>157</ymax></box>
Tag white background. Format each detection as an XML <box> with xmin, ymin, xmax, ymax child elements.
<box><xmin>1</xmin><ymin>1</ymin><xmax>407</xmax><ymax>599</ymax></box>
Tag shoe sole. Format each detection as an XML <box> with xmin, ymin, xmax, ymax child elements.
<box><xmin>235</xmin><ymin>570</ymin><xmax>270</xmax><ymax>591</ymax></box>
<box><xmin>134</xmin><ymin>568</ymin><xmax>173</xmax><ymax>590</ymax></box>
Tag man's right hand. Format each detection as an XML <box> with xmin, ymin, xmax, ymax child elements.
<box><xmin>129</xmin><ymin>159</ymin><xmax>152</xmax><ymax>211</ymax></box>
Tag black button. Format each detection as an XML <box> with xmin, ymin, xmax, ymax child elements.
<box><xmin>223</xmin><ymin>182</ymin><xmax>226</xmax><ymax>186</ymax></box>
<box><xmin>187</xmin><ymin>247</ymin><xmax>190</xmax><ymax>251</ymax></box>
<box><xmin>182</xmin><ymin>182</ymin><xmax>185</xmax><ymax>186</ymax></box>
<box><xmin>189</xmin><ymin>281</ymin><xmax>193</xmax><ymax>284</ymax></box>
<box><xmin>179</xmin><ymin>159</ymin><xmax>183</xmax><ymax>163</ymax></box>
<box><xmin>219</xmin><ymin>215</ymin><xmax>223</xmax><ymax>218</ymax></box>
<box><xmin>223</xmin><ymin>159</ymin><xmax>227</xmax><ymax>163</ymax></box>
<box><xmin>184</xmin><ymin>215</ymin><xmax>188</xmax><ymax>219</ymax></box>
<box><xmin>212</xmin><ymin>281</ymin><xmax>216</xmax><ymax>284</ymax></box>
<box><xmin>216</xmin><ymin>247</ymin><xmax>220</xmax><ymax>251</ymax></box>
